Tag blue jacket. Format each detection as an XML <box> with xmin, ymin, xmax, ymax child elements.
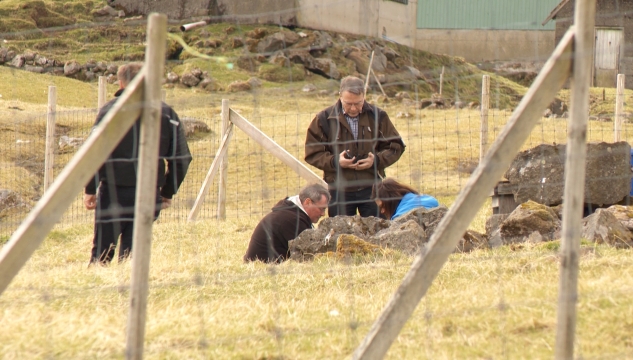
<box><xmin>392</xmin><ymin>193</ymin><xmax>439</xmax><ymax>220</ymax></box>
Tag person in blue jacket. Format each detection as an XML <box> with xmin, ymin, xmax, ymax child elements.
<box><xmin>371</xmin><ymin>178</ymin><xmax>439</xmax><ymax>220</ymax></box>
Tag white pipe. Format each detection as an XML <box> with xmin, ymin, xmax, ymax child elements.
<box><xmin>180</xmin><ymin>21</ymin><xmax>207</xmax><ymax>32</ymax></box>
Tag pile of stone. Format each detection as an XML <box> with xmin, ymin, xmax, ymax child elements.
<box><xmin>0</xmin><ymin>48</ymin><xmax>120</xmax><ymax>83</ymax></box>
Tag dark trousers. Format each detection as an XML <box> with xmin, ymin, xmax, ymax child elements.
<box><xmin>91</xmin><ymin>184</ymin><xmax>161</xmax><ymax>264</ymax></box>
<box><xmin>328</xmin><ymin>187</ymin><xmax>380</xmax><ymax>218</ymax></box>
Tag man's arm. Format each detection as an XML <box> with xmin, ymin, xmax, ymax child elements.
<box><xmin>373</xmin><ymin>111</ymin><xmax>405</xmax><ymax>170</ymax></box>
<box><xmin>161</xmin><ymin>108</ymin><xmax>192</xmax><ymax>199</ymax></box>
<box><xmin>305</xmin><ymin>113</ymin><xmax>337</xmax><ymax>172</ymax></box>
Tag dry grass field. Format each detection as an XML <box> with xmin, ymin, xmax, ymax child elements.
<box><xmin>2</xmin><ymin>1</ymin><xmax>633</xmax><ymax>357</ymax></box>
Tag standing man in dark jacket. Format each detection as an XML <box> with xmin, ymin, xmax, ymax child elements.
<box><xmin>84</xmin><ymin>62</ymin><xmax>192</xmax><ymax>264</ymax></box>
<box><xmin>244</xmin><ymin>183</ymin><xmax>330</xmax><ymax>263</ymax></box>
<box><xmin>305</xmin><ymin>76</ymin><xmax>405</xmax><ymax>217</ymax></box>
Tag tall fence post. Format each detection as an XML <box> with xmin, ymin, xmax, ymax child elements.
<box><xmin>98</xmin><ymin>76</ymin><xmax>107</xmax><ymax>110</ymax></box>
<box><xmin>480</xmin><ymin>75</ymin><xmax>490</xmax><ymax>162</ymax></box>
<box><xmin>439</xmin><ymin>66</ymin><xmax>445</xmax><ymax>96</ymax></box>
<box><xmin>555</xmin><ymin>0</ymin><xmax>597</xmax><ymax>358</ymax></box>
<box><xmin>43</xmin><ymin>86</ymin><xmax>57</xmax><ymax>193</ymax></box>
<box><xmin>614</xmin><ymin>74</ymin><xmax>625</xmax><ymax>142</ymax></box>
<box><xmin>217</xmin><ymin>99</ymin><xmax>229</xmax><ymax>220</ymax></box>
<box><xmin>125</xmin><ymin>13</ymin><xmax>167</xmax><ymax>360</ymax></box>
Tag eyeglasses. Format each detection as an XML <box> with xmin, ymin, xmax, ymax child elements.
<box><xmin>341</xmin><ymin>99</ymin><xmax>364</xmax><ymax>109</ymax></box>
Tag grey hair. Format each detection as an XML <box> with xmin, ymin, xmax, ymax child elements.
<box><xmin>117</xmin><ymin>62</ymin><xmax>144</xmax><ymax>86</ymax></box>
<box><xmin>299</xmin><ymin>183</ymin><xmax>331</xmax><ymax>204</ymax></box>
<box><xmin>339</xmin><ymin>76</ymin><xmax>364</xmax><ymax>95</ymax></box>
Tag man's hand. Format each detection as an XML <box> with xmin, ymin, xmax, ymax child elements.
<box><xmin>161</xmin><ymin>197</ymin><xmax>172</xmax><ymax>210</ymax></box>
<box><xmin>338</xmin><ymin>150</ymin><xmax>358</xmax><ymax>169</ymax></box>
<box><xmin>84</xmin><ymin>194</ymin><xmax>97</xmax><ymax>210</ymax></box>
<box><xmin>354</xmin><ymin>152</ymin><xmax>375</xmax><ymax>170</ymax></box>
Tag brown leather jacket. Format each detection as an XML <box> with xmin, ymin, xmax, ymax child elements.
<box><xmin>305</xmin><ymin>100</ymin><xmax>405</xmax><ymax>191</ymax></box>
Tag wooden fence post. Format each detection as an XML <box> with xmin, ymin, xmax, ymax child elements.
<box><xmin>439</xmin><ymin>66</ymin><xmax>445</xmax><ymax>96</ymax></box>
<box><xmin>364</xmin><ymin>51</ymin><xmax>375</xmax><ymax>97</ymax></box>
<box><xmin>555</xmin><ymin>0</ymin><xmax>596</xmax><ymax>359</ymax></box>
<box><xmin>125</xmin><ymin>13</ymin><xmax>167</xmax><ymax>360</ymax></box>
<box><xmin>217</xmin><ymin>99</ymin><xmax>229</xmax><ymax>220</ymax></box>
<box><xmin>480</xmin><ymin>75</ymin><xmax>490</xmax><ymax>162</ymax></box>
<box><xmin>98</xmin><ymin>76</ymin><xmax>107</xmax><ymax>110</ymax></box>
<box><xmin>614</xmin><ymin>74</ymin><xmax>625</xmax><ymax>142</ymax></box>
<box><xmin>44</xmin><ymin>86</ymin><xmax>56</xmax><ymax>193</ymax></box>
<box><xmin>352</xmin><ymin>28</ymin><xmax>575</xmax><ymax>360</ymax></box>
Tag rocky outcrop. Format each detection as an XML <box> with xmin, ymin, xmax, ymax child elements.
<box><xmin>499</xmin><ymin>200</ymin><xmax>561</xmax><ymax>244</ymax></box>
<box><xmin>288</xmin><ymin>205</ymin><xmax>488</xmax><ymax>261</ymax></box>
<box><xmin>582</xmin><ymin>209</ymin><xmax>633</xmax><ymax>248</ymax></box>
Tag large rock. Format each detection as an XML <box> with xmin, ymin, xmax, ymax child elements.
<box><xmin>582</xmin><ymin>209</ymin><xmax>633</xmax><ymax>248</ymax></box>
<box><xmin>288</xmin><ymin>215</ymin><xmax>390</xmax><ymax>261</ymax></box>
<box><xmin>505</xmin><ymin>142</ymin><xmax>632</xmax><ymax>206</ymax></box>
<box><xmin>180</xmin><ymin>117</ymin><xmax>211</xmax><ymax>137</ymax></box>
<box><xmin>305</xmin><ymin>58</ymin><xmax>340</xmax><ymax>79</ymax></box>
<box><xmin>373</xmin><ymin>219</ymin><xmax>426</xmax><ymax>255</ymax></box>
<box><xmin>499</xmin><ymin>200</ymin><xmax>560</xmax><ymax>243</ymax></box>
<box><xmin>256</xmin><ymin>31</ymin><xmax>300</xmax><ymax>54</ymax></box>
<box><xmin>227</xmin><ymin>80</ymin><xmax>252</xmax><ymax>92</ymax></box>
<box><xmin>64</xmin><ymin>60</ymin><xmax>82</xmax><ymax>76</ymax></box>
<box><xmin>10</xmin><ymin>55</ymin><xmax>25</xmax><ymax>68</ymax></box>
<box><xmin>456</xmin><ymin>230</ymin><xmax>488</xmax><ymax>253</ymax></box>
<box><xmin>393</xmin><ymin>205</ymin><xmax>449</xmax><ymax>238</ymax></box>
<box><xmin>604</xmin><ymin>205</ymin><xmax>633</xmax><ymax>231</ymax></box>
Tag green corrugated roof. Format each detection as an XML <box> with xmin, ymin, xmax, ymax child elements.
<box><xmin>417</xmin><ymin>0</ymin><xmax>560</xmax><ymax>30</ymax></box>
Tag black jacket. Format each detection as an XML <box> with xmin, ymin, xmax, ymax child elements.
<box><xmin>85</xmin><ymin>89</ymin><xmax>192</xmax><ymax>199</ymax></box>
<box><xmin>244</xmin><ymin>198</ymin><xmax>312</xmax><ymax>263</ymax></box>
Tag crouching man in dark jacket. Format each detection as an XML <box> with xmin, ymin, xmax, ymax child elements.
<box><xmin>244</xmin><ymin>183</ymin><xmax>330</xmax><ymax>263</ymax></box>
<box><xmin>84</xmin><ymin>62</ymin><xmax>192</xmax><ymax>264</ymax></box>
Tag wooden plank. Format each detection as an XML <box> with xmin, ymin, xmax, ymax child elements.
<box><xmin>614</xmin><ymin>74</ymin><xmax>625</xmax><ymax>141</ymax></box>
<box><xmin>217</xmin><ymin>99</ymin><xmax>229</xmax><ymax>220</ymax></box>
<box><xmin>44</xmin><ymin>86</ymin><xmax>56</xmax><ymax>193</ymax></box>
<box><xmin>229</xmin><ymin>109</ymin><xmax>326</xmax><ymax>187</ymax></box>
<box><xmin>0</xmin><ymin>71</ymin><xmax>145</xmax><ymax>297</ymax></box>
<box><xmin>480</xmin><ymin>75</ymin><xmax>490</xmax><ymax>162</ymax></box>
<box><xmin>125</xmin><ymin>13</ymin><xmax>167</xmax><ymax>360</ymax></box>
<box><xmin>353</xmin><ymin>27</ymin><xmax>575</xmax><ymax>360</ymax></box>
<box><xmin>188</xmin><ymin>124</ymin><xmax>234</xmax><ymax>221</ymax></box>
<box><xmin>555</xmin><ymin>1</ymin><xmax>596</xmax><ymax>359</ymax></box>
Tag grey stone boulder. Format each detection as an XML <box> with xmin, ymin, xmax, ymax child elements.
<box><xmin>604</xmin><ymin>205</ymin><xmax>633</xmax><ymax>231</ymax></box>
<box><xmin>373</xmin><ymin>219</ymin><xmax>426</xmax><ymax>256</ymax></box>
<box><xmin>64</xmin><ymin>60</ymin><xmax>82</xmax><ymax>76</ymax></box>
<box><xmin>24</xmin><ymin>65</ymin><xmax>44</xmax><ymax>74</ymax></box>
<box><xmin>499</xmin><ymin>200</ymin><xmax>560</xmax><ymax>244</ymax></box>
<box><xmin>582</xmin><ymin>209</ymin><xmax>633</xmax><ymax>248</ymax></box>
<box><xmin>505</xmin><ymin>142</ymin><xmax>632</xmax><ymax>206</ymax></box>
<box><xmin>288</xmin><ymin>215</ymin><xmax>390</xmax><ymax>261</ymax></box>
<box><xmin>305</xmin><ymin>58</ymin><xmax>340</xmax><ymax>79</ymax></box>
<box><xmin>180</xmin><ymin>117</ymin><xmax>211</xmax><ymax>138</ymax></box>
<box><xmin>247</xmin><ymin>77</ymin><xmax>262</xmax><ymax>88</ymax></box>
<box><xmin>180</xmin><ymin>72</ymin><xmax>200</xmax><ymax>87</ymax></box>
<box><xmin>393</xmin><ymin>205</ymin><xmax>449</xmax><ymax>238</ymax></box>
<box><xmin>10</xmin><ymin>55</ymin><xmax>25</xmax><ymax>68</ymax></box>
<box><xmin>257</xmin><ymin>31</ymin><xmax>300</xmax><ymax>54</ymax></box>
<box><xmin>0</xmin><ymin>47</ymin><xmax>8</xmax><ymax>64</ymax></box>
<box><xmin>455</xmin><ymin>230</ymin><xmax>488</xmax><ymax>253</ymax></box>
<box><xmin>166</xmin><ymin>72</ymin><xmax>179</xmax><ymax>84</ymax></box>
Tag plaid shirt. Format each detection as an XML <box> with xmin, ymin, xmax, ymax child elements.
<box><xmin>344</xmin><ymin>114</ymin><xmax>359</xmax><ymax>140</ymax></box>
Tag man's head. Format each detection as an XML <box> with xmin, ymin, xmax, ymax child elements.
<box><xmin>299</xmin><ymin>183</ymin><xmax>331</xmax><ymax>223</ymax></box>
<box><xmin>339</xmin><ymin>76</ymin><xmax>365</xmax><ymax>117</ymax></box>
<box><xmin>117</xmin><ymin>62</ymin><xmax>144</xmax><ymax>89</ymax></box>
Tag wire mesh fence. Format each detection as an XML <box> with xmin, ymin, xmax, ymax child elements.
<box><xmin>2</xmin><ymin>96</ymin><xmax>633</xmax><ymax>238</ymax></box>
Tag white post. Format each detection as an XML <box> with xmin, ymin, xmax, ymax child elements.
<box><xmin>614</xmin><ymin>74</ymin><xmax>625</xmax><ymax>142</ymax></box>
<box><xmin>44</xmin><ymin>86</ymin><xmax>56</xmax><ymax>193</ymax></box>
<box><xmin>125</xmin><ymin>13</ymin><xmax>167</xmax><ymax>360</ymax></box>
<box><xmin>217</xmin><ymin>99</ymin><xmax>229</xmax><ymax>220</ymax></box>
<box><xmin>439</xmin><ymin>66</ymin><xmax>445</xmax><ymax>96</ymax></box>
<box><xmin>98</xmin><ymin>76</ymin><xmax>107</xmax><ymax>110</ymax></box>
<box><xmin>480</xmin><ymin>75</ymin><xmax>490</xmax><ymax>162</ymax></box>
<box><xmin>555</xmin><ymin>0</ymin><xmax>596</xmax><ymax>359</ymax></box>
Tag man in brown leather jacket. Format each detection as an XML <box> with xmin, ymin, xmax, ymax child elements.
<box><xmin>305</xmin><ymin>76</ymin><xmax>405</xmax><ymax>217</ymax></box>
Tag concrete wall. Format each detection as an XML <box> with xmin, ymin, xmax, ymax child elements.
<box><xmin>112</xmin><ymin>0</ymin><xmax>297</xmax><ymax>24</ymax></box>
<box><xmin>414</xmin><ymin>29</ymin><xmax>555</xmax><ymax>63</ymax></box>
<box><xmin>296</xmin><ymin>0</ymin><xmax>416</xmax><ymax>47</ymax></box>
